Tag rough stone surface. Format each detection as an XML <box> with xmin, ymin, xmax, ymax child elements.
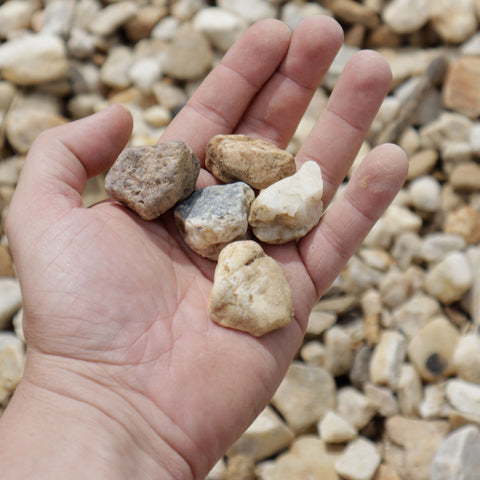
<box><xmin>206</xmin><ymin>134</ymin><xmax>296</xmax><ymax>189</ymax></box>
<box><xmin>208</xmin><ymin>241</ymin><xmax>293</xmax><ymax>337</ymax></box>
<box><xmin>174</xmin><ymin>182</ymin><xmax>254</xmax><ymax>260</ymax></box>
<box><xmin>105</xmin><ymin>142</ymin><xmax>200</xmax><ymax>221</ymax></box>
<box><xmin>249</xmin><ymin>161</ymin><xmax>323</xmax><ymax>244</ymax></box>
<box><xmin>430</xmin><ymin>425</ymin><xmax>480</xmax><ymax>480</ymax></box>
<box><xmin>271</xmin><ymin>362</ymin><xmax>336</xmax><ymax>433</ymax></box>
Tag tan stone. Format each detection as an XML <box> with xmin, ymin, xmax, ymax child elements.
<box><xmin>450</xmin><ymin>162</ymin><xmax>480</xmax><ymax>191</ymax></box>
<box><xmin>208</xmin><ymin>241</ymin><xmax>293</xmax><ymax>337</ymax></box>
<box><xmin>443</xmin><ymin>57</ymin><xmax>480</xmax><ymax>118</ymax></box>
<box><xmin>206</xmin><ymin>134</ymin><xmax>295</xmax><ymax>189</ymax></box>
<box><xmin>444</xmin><ymin>205</ymin><xmax>480</xmax><ymax>244</ymax></box>
<box><xmin>334</xmin><ymin>437</ymin><xmax>381</xmax><ymax>480</ymax></box>
<box><xmin>226</xmin><ymin>455</ymin><xmax>255</xmax><ymax>480</ymax></box>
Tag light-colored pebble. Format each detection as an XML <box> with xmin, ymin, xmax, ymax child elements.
<box><xmin>382</xmin><ymin>0</ymin><xmax>430</xmax><ymax>34</ymax></box>
<box><xmin>0</xmin><ymin>332</ymin><xmax>24</xmax><ymax>405</ymax></box>
<box><xmin>337</xmin><ymin>387</ymin><xmax>377</xmax><ymax>431</ymax></box>
<box><xmin>424</xmin><ymin>251</ymin><xmax>473</xmax><ymax>304</ymax></box>
<box><xmin>249</xmin><ymin>161</ymin><xmax>323</xmax><ymax>244</ymax></box>
<box><xmin>446</xmin><ymin>378</ymin><xmax>480</xmax><ymax>418</ymax></box>
<box><xmin>324</xmin><ymin>326</ymin><xmax>353</xmax><ymax>376</ymax></box>
<box><xmin>334</xmin><ymin>437</ymin><xmax>381</xmax><ymax>480</ymax></box>
<box><xmin>318</xmin><ymin>410</ymin><xmax>358</xmax><ymax>444</ymax></box>
<box><xmin>397</xmin><ymin>364</ymin><xmax>423</xmax><ymax>417</ymax></box>
<box><xmin>452</xmin><ymin>333</ymin><xmax>480</xmax><ymax>383</ymax></box>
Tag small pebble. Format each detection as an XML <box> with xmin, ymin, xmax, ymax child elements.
<box><xmin>334</xmin><ymin>437</ymin><xmax>381</xmax><ymax>480</ymax></box>
<box><xmin>248</xmin><ymin>161</ymin><xmax>323</xmax><ymax>244</ymax></box>
<box><xmin>318</xmin><ymin>410</ymin><xmax>358</xmax><ymax>444</ymax></box>
<box><xmin>206</xmin><ymin>134</ymin><xmax>296</xmax><ymax>189</ymax></box>
<box><xmin>174</xmin><ymin>182</ymin><xmax>254</xmax><ymax>260</ymax></box>
<box><xmin>105</xmin><ymin>141</ymin><xmax>200</xmax><ymax>221</ymax></box>
<box><xmin>208</xmin><ymin>241</ymin><xmax>293</xmax><ymax>337</ymax></box>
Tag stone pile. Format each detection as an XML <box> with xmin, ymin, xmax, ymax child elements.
<box><xmin>0</xmin><ymin>0</ymin><xmax>479</xmax><ymax>479</ymax></box>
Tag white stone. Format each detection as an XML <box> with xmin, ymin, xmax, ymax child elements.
<box><xmin>227</xmin><ymin>406</ymin><xmax>295</xmax><ymax>462</ymax></box>
<box><xmin>446</xmin><ymin>378</ymin><xmax>480</xmax><ymax>417</ymax></box>
<box><xmin>41</xmin><ymin>0</ymin><xmax>76</xmax><ymax>37</ymax></box>
<box><xmin>318</xmin><ymin>410</ymin><xmax>357</xmax><ymax>444</ymax></box>
<box><xmin>299</xmin><ymin>340</ymin><xmax>326</xmax><ymax>366</ymax></box>
<box><xmin>128</xmin><ymin>58</ymin><xmax>162</xmax><ymax>93</ymax></box>
<box><xmin>382</xmin><ymin>205</ymin><xmax>423</xmax><ymax>237</ymax></box>
<box><xmin>419</xmin><ymin>383</ymin><xmax>451</xmax><ymax>419</ymax></box>
<box><xmin>334</xmin><ymin>437</ymin><xmax>381</xmax><ymax>480</ymax></box>
<box><xmin>382</xmin><ymin>0</ymin><xmax>430</xmax><ymax>34</ymax></box>
<box><xmin>193</xmin><ymin>7</ymin><xmax>248</xmax><ymax>52</ymax></box>
<box><xmin>151</xmin><ymin>16</ymin><xmax>180</xmax><ymax>41</ymax></box>
<box><xmin>392</xmin><ymin>293</ymin><xmax>441</xmax><ymax>340</ymax></box>
<box><xmin>397</xmin><ymin>364</ymin><xmax>423</xmax><ymax>417</ymax></box>
<box><xmin>420</xmin><ymin>233</ymin><xmax>467</xmax><ymax>264</ymax></box>
<box><xmin>217</xmin><ymin>0</ymin><xmax>276</xmax><ymax>23</ymax></box>
<box><xmin>89</xmin><ymin>1</ymin><xmax>138</xmax><ymax>36</ymax></box>
<box><xmin>324</xmin><ymin>326</ymin><xmax>353</xmax><ymax>376</ymax></box>
<box><xmin>337</xmin><ymin>387</ymin><xmax>377</xmax><ymax>431</ymax></box>
<box><xmin>0</xmin><ymin>0</ymin><xmax>37</xmax><ymax>38</ymax></box>
<box><xmin>0</xmin><ymin>34</ymin><xmax>69</xmax><ymax>86</ymax></box>
<box><xmin>424</xmin><ymin>252</ymin><xmax>473</xmax><ymax>304</ymax></box>
<box><xmin>431</xmin><ymin>425</ymin><xmax>480</xmax><ymax>480</ymax></box>
<box><xmin>171</xmin><ymin>0</ymin><xmax>206</xmax><ymax>21</ymax></box>
<box><xmin>249</xmin><ymin>161</ymin><xmax>323</xmax><ymax>244</ymax></box>
<box><xmin>420</xmin><ymin>112</ymin><xmax>472</xmax><ymax>150</ymax></box>
<box><xmin>408</xmin><ymin>175</ymin><xmax>442</xmax><ymax>212</ymax></box>
<box><xmin>453</xmin><ymin>333</ymin><xmax>480</xmax><ymax>383</ymax></box>
<box><xmin>369</xmin><ymin>330</ymin><xmax>407</xmax><ymax>391</ymax></box>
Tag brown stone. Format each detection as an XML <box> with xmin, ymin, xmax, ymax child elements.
<box><xmin>443</xmin><ymin>57</ymin><xmax>480</xmax><ymax>118</ymax></box>
<box><xmin>226</xmin><ymin>455</ymin><xmax>255</xmax><ymax>480</ymax></box>
<box><xmin>0</xmin><ymin>245</ymin><xmax>14</xmax><ymax>277</ymax></box>
<box><xmin>206</xmin><ymin>134</ymin><xmax>296</xmax><ymax>189</ymax></box>
<box><xmin>105</xmin><ymin>141</ymin><xmax>200</xmax><ymax>220</ymax></box>
<box><xmin>208</xmin><ymin>241</ymin><xmax>293</xmax><ymax>337</ymax></box>
<box><xmin>325</xmin><ymin>0</ymin><xmax>379</xmax><ymax>28</ymax></box>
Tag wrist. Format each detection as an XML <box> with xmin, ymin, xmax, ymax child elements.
<box><xmin>0</xmin><ymin>352</ymin><xmax>192</xmax><ymax>480</ymax></box>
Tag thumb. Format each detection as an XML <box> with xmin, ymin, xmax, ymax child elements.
<box><xmin>6</xmin><ymin>103</ymin><xmax>133</xmax><ymax>232</ymax></box>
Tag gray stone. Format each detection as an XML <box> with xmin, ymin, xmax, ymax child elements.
<box><xmin>174</xmin><ymin>182</ymin><xmax>254</xmax><ymax>260</ymax></box>
<box><xmin>208</xmin><ymin>241</ymin><xmax>293</xmax><ymax>337</ymax></box>
<box><xmin>249</xmin><ymin>161</ymin><xmax>323</xmax><ymax>244</ymax></box>
<box><xmin>105</xmin><ymin>142</ymin><xmax>200</xmax><ymax>221</ymax></box>
<box><xmin>431</xmin><ymin>425</ymin><xmax>480</xmax><ymax>480</ymax></box>
<box><xmin>206</xmin><ymin>134</ymin><xmax>295</xmax><ymax>189</ymax></box>
<box><xmin>271</xmin><ymin>361</ymin><xmax>336</xmax><ymax>433</ymax></box>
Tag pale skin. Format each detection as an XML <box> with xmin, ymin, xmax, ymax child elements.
<box><xmin>0</xmin><ymin>16</ymin><xmax>407</xmax><ymax>480</ymax></box>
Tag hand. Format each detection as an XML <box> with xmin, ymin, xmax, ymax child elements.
<box><xmin>0</xmin><ymin>16</ymin><xmax>407</xmax><ymax>479</ymax></box>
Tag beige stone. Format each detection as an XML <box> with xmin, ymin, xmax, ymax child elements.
<box><xmin>226</xmin><ymin>455</ymin><xmax>255</xmax><ymax>480</ymax></box>
<box><xmin>319</xmin><ymin>410</ymin><xmax>358</xmax><ymax>444</ymax></box>
<box><xmin>334</xmin><ymin>437</ymin><xmax>381</xmax><ymax>480</ymax></box>
<box><xmin>397</xmin><ymin>364</ymin><xmax>423</xmax><ymax>417</ymax></box>
<box><xmin>271</xmin><ymin>362</ymin><xmax>336</xmax><ymax>433</ymax></box>
<box><xmin>206</xmin><ymin>134</ymin><xmax>295</xmax><ymax>189</ymax></box>
<box><xmin>208</xmin><ymin>241</ymin><xmax>293</xmax><ymax>337</ymax></box>
<box><xmin>444</xmin><ymin>205</ymin><xmax>480</xmax><ymax>244</ymax></box>
<box><xmin>430</xmin><ymin>0</ymin><xmax>477</xmax><ymax>44</ymax></box>
<box><xmin>444</xmin><ymin>57</ymin><xmax>480</xmax><ymax>118</ymax></box>
<box><xmin>452</xmin><ymin>333</ymin><xmax>480</xmax><ymax>383</ymax></box>
<box><xmin>249</xmin><ymin>161</ymin><xmax>323</xmax><ymax>244</ymax></box>
<box><xmin>450</xmin><ymin>162</ymin><xmax>480</xmax><ymax>192</ymax></box>
<box><xmin>337</xmin><ymin>387</ymin><xmax>377</xmax><ymax>431</ymax></box>
<box><xmin>407</xmin><ymin>317</ymin><xmax>459</xmax><ymax>382</ymax></box>
<box><xmin>105</xmin><ymin>142</ymin><xmax>200</xmax><ymax>220</ymax></box>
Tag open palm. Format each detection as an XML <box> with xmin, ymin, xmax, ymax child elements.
<box><xmin>5</xmin><ymin>17</ymin><xmax>407</xmax><ymax>479</ymax></box>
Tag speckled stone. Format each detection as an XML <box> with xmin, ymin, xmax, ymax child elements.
<box><xmin>206</xmin><ymin>134</ymin><xmax>296</xmax><ymax>189</ymax></box>
<box><xmin>208</xmin><ymin>241</ymin><xmax>293</xmax><ymax>337</ymax></box>
<box><xmin>174</xmin><ymin>182</ymin><xmax>254</xmax><ymax>260</ymax></box>
<box><xmin>105</xmin><ymin>141</ymin><xmax>200</xmax><ymax>220</ymax></box>
<box><xmin>248</xmin><ymin>161</ymin><xmax>324</xmax><ymax>244</ymax></box>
